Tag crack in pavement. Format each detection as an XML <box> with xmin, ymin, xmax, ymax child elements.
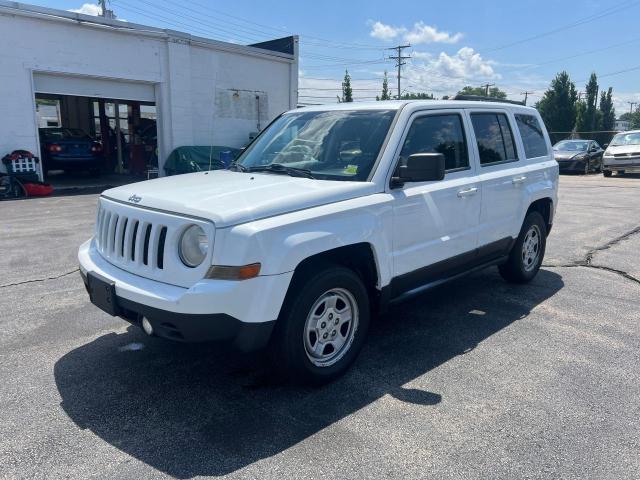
<box><xmin>0</xmin><ymin>268</ymin><xmax>80</xmax><ymax>289</ymax></box>
<box><xmin>544</xmin><ymin>225</ymin><xmax>640</xmax><ymax>285</ymax></box>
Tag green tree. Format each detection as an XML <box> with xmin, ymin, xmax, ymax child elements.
<box><xmin>457</xmin><ymin>85</ymin><xmax>507</xmax><ymax>99</ymax></box>
<box><xmin>379</xmin><ymin>71</ymin><xmax>391</xmax><ymax>101</ymax></box>
<box><xmin>400</xmin><ymin>92</ymin><xmax>435</xmax><ymax>100</ymax></box>
<box><xmin>341</xmin><ymin>69</ymin><xmax>353</xmax><ymax>103</ymax></box>
<box><xmin>536</xmin><ymin>71</ymin><xmax>578</xmax><ymax>138</ymax></box>
<box><xmin>576</xmin><ymin>73</ymin><xmax>599</xmax><ymax>132</ymax></box>
<box><xmin>598</xmin><ymin>87</ymin><xmax>615</xmax><ymax>132</ymax></box>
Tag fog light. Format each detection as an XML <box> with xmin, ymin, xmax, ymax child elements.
<box><xmin>141</xmin><ymin>317</ymin><xmax>154</xmax><ymax>336</ymax></box>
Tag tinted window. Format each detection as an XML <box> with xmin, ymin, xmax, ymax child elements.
<box><xmin>471</xmin><ymin>113</ymin><xmax>517</xmax><ymax>165</ymax></box>
<box><xmin>515</xmin><ymin>114</ymin><xmax>548</xmax><ymax>158</ymax></box>
<box><xmin>399</xmin><ymin>114</ymin><xmax>469</xmax><ymax>171</ymax></box>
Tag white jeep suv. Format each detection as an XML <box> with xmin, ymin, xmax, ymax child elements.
<box><xmin>79</xmin><ymin>100</ymin><xmax>558</xmax><ymax>383</ymax></box>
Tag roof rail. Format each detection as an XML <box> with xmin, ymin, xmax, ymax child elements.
<box><xmin>453</xmin><ymin>94</ymin><xmax>525</xmax><ymax>106</ymax></box>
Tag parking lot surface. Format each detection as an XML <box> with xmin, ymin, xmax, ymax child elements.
<box><xmin>1</xmin><ymin>174</ymin><xmax>639</xmax><ymax>479</ymax></box>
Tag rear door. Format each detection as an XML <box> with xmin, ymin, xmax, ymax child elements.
<box><xmin>389</xmin><ymin>109</ymin><xmax>481</xmax><ymax>293</ymax></box>
<box><xmin>467</xmin><ymin>109</ymin><xmax>527</xmax><ymax>251</ymax></box>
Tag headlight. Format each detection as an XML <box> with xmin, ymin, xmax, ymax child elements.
<box><xmin>178</xmin><ymin>225</ymin><xmax>208</xmax><ymax>267</ymax></box>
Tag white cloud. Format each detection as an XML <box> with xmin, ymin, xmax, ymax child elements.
<box><xmin>368</xmin><ymin>20</ymin><xmax>462</xmax><ymax>44</ymax></box>
<box><xmin>404</xmin><ymin>22</ymin><xmax>463</xmax><ymax>45</ymax></box>
<box><xmin>69</xmin><ymin>3</ymin><xmax>102</xmax><ymax>17</ymax></box>
<box><xmin>369</xmin><ymin>21</ymin><xmax>404</xmax><ymax>40</ymax></box>
<box><xmin>431</xmin><ymin>47</ymin><xmax>497</xmax><ymax>79</ymax></box>
<box><xmin>69</xmin><ymin>3</ymin><xmax>102</xmax><ymax>16</ymax></box>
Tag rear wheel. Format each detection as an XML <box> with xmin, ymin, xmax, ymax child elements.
<box><xmin>603</xmin><ymin>169</ymin><xmax>612</xmax><ymax>177</ymax></box>
<box><xmin>268</xmin><ymin>265</ymin><xmax>370</xmax><ymax>384</ymax></box>
<box><xmin>499</xmin><ymin>211</ymin><xmax>547</xmax><ymax>284</ymax></box>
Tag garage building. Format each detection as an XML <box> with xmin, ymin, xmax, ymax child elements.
<box><xmin>0</xmin><ymin>1</ymin><xmax>298</xmax><ymax>181</ymax></box>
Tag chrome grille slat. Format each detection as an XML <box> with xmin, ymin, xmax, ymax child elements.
<box><xmin>94</xmin><ymin>198</ymin><xmax>214</xmax><ymax>287</ymax></box>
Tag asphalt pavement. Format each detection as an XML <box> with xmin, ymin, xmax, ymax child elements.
<box><xmin>0</xmin><ymin>174</ymin><xmax>639</xmax><ymax>479</ymax></box>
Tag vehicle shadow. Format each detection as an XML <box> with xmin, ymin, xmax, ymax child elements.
<box><xmin>54</xmin><ymin>268</ymin><xmax>563</xmax><ymax>478</ymax></box>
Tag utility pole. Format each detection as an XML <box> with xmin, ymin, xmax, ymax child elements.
<box><xmin>387</xmin><ymin>45</ymin><xmax>411</xmax><ymax>100</ymax></box>
<box><xmin>521</xmin><ymin>91</ymin><xmax>533</xmax><ymax>106</ymax></box>
<box><xmin>481</xmin><ymin>83</ymin><xmax>495</xmax><ymax>96</ymax></box>
<box><xmin>629</xmin><ymin>102</ymin><xmax>637</xmax><ymax>114</ymax></box>
<box><xmin>98</xmin><ymin>0</ymin><xmax>116</xmax><ymax>19</ymax></box>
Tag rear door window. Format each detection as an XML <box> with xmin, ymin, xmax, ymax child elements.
<box><xmin>515</xmin><ymin>114</ymin><xmax>548</xmax><ymax>158</ymax></box>
<box><xmin>399</xmin><ymin>113</ymin><xmax>469</xmax><ymax>172</ymax></box>
<box><xmin>470</xmin><ymin>113</ymin><xmax>518</xmax><ymax>165</ymax></box>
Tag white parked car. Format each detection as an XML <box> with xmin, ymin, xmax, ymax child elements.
<box><xmin>602</xmin><ymin>129</ymin><xmax>640</xmax><ymax>177</ymax></box>
<box><xmin>78</xmin><ymin>100</ymin><xmax>558</xmax><ymax>383</ymax></box>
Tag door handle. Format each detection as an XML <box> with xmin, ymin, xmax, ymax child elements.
<box><xmin>512</xmin><ymin>175</ymin><xmax>527</xmax><ymax>185</ymax></box>
<box><xmin>457</xmin><ymin>187</ymin><xmax>478</xmax><ymax>198</ymax></box>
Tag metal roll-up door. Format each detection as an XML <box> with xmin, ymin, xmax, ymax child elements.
<box><xmin>33</xmin><ymin>73</ymin><xmax>155</xmax><ymax>102</ymax></box>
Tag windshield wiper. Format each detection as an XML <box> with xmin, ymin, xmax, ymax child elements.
<box><xmin>247</xmin><ymin>163</ymin><xmax>316</xmax><ymax>179</ymax></box>
<box><xmin>228</xmin><ymin>162</ymin><xmax>249</xmax><ymax>172</ymax></box>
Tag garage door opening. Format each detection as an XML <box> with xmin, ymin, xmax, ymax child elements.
<box><xmin>32</xmin><ymin>73</ymin><xmax>159</xmax><ymax>190</ymax></box>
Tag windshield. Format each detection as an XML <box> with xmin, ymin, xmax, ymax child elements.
<box><xmin>610</xmin><ymin>132</ymin><xmax>640</xmax><ymax>146</ymax></box>
<box><xmin>40</xmin><ymin>128</ymin><xmax>91</xmax><ymax>141</ymax></box>
<box><xmin>553</xmin><ymin>140</ymin><xmax>589</xmax><ymax>151</ymax></box>
<box><xmin>236</xmin><ymin>109</ymin><xmax>396</xmax><ymax>181</ymax></box>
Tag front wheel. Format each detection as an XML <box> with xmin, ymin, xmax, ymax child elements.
<box><xmin>268</xmin><ymin>265</ymin><xmax>370</xmax><ymax>384</ymax></box>
<box><xmin>499</xmin><ymin>211</ymin><xmax>547</xmax><ymax>284</ymax></box>
<box><xmin>603</xmin><ymin>169</ymin><xmax>612</xmax><ymax>177</ymax></box>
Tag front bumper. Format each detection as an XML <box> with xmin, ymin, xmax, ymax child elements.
<box><xmin>78</xmin><ymin>239</ymin><xmax>293</xmax><ymax>350</ymax></box>
<box><xmin>556</xmin><ymin>158</ymin><xmax>587</xmax><ymax>172</ymax></box>
<box><xmin>603</xmin><ymin>157</ymin><xmax>640</xmax><ymax>172</ymax></box>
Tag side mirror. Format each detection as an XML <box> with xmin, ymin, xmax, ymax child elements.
<box><xmin>393</xmin><ymin>153</ymin><xmax>445</xmax><ymax>187</ymax></box>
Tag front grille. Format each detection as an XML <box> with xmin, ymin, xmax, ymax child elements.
<box><xmin>96</xmin><ymin>209</ymin><xmax>168</xmax><ymax>270</ymax></box>
<box><xmin>613</xmin><ymin>152</ymin><xmax>640</xmax><ymax>157</ymax></box>
<box><xmin>93</xmin><ymin>197</ymin><xmax>214</xmax><ymax>288</ymax></box>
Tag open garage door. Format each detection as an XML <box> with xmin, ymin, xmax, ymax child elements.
<box><xmin>33</xmin><ymin>73</ymin><xmax>155</xmax><ymax>102</ymax></box>
<box><xmin>33</xmin><ymin>73</ymin><xmax>158</xmax><ymax>188</ymax></box>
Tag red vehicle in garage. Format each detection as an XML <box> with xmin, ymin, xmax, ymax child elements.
<box><xmin>39</xmin><ymin>128</ymin><xmax>105</xmax><ymax>176</ymax></box>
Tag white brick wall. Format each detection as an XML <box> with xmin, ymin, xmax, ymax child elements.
<box><xmin>0</xmin><ymin>4</ymin><xmax>297</xmax><ymax>177</ymax></box>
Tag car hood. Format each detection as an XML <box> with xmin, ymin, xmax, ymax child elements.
<box><xmin>102</xmin><ymin>170</ymin><xmax>377</xmax><ymax>228</ymax></box>
<box><xmin>605</xmin><ymin>144</ymin><xmax>640</xmax><ymax>155</ymax></box>
<box><xmin>553</xmin><ymin>150</ymin><xmax>585</xmax><ymax>160</ymax></box>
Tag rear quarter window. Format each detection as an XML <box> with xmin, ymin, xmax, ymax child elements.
<box><xmin>470</xmin><ymin>113</ymin><xmax>518</xmax><ymax>165</ymax></box>
<box><xmin>515</xmin><ymin>114</ymin><xmax>548</xmax><ymax>158</ymax></box>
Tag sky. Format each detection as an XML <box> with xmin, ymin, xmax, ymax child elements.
<box><xmin>30</xmin><ymin>0</ymin><xmax>640</xmax><ymax>115</ymax></box>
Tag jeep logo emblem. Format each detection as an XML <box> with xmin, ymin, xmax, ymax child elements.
<box><xmin>128</xmin><ymin>194</ymin><xmax>142</xmax><ymax>204</ymax></box>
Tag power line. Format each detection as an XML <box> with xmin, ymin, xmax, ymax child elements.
<box><xmin>388</xmin><ymin>44</ymin><xmax>411</xmax><ymax>100</ymax></box>
<box><xmin>483</xmin><ymin>0</ymin><xmax>640</xmax><ymax>53</ymax></box>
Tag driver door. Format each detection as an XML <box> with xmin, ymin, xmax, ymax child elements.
<box><xmin>390</xmin><ymin>110</ymin><xmax>481</xmax><ymax>295</ymax></box>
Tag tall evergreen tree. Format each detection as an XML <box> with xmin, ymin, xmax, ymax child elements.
<box><xmin>536</xmin><ymin>71</ymin><xmax>578</xmax><ymax>136</ymax></box>
<box><xmin>380</xmin><ymin>71</ymin><xmax>391</xmax><ymax>101</ymax></box>
<box><xmin>599</xmin><ymin>87</ymin><xmax>615</xmax><ymax>132</ymax></box>
<box><xmin>576</xmin><ymin>73</ymin><xmax>599</xmax><ymax>132</ymax></box>
<box><xmin>342</xmin><ymin>69</ymin><xmax>353</xmax><ymax>103</ymax></box>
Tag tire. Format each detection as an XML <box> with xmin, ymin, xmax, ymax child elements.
<box><xmin>603</xmin><ymin>170</ymin><xmax>612</xmax><ymax>177</ymax></box>
<box><xmin>499</xmin><ymin>211</ymin><xmax>547</xmax><ymax>284</ymax></box>
<box><xmin>268</xmin><ymin>265</ymin><xmax>370</xmax><ymax>384</ymax></box>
